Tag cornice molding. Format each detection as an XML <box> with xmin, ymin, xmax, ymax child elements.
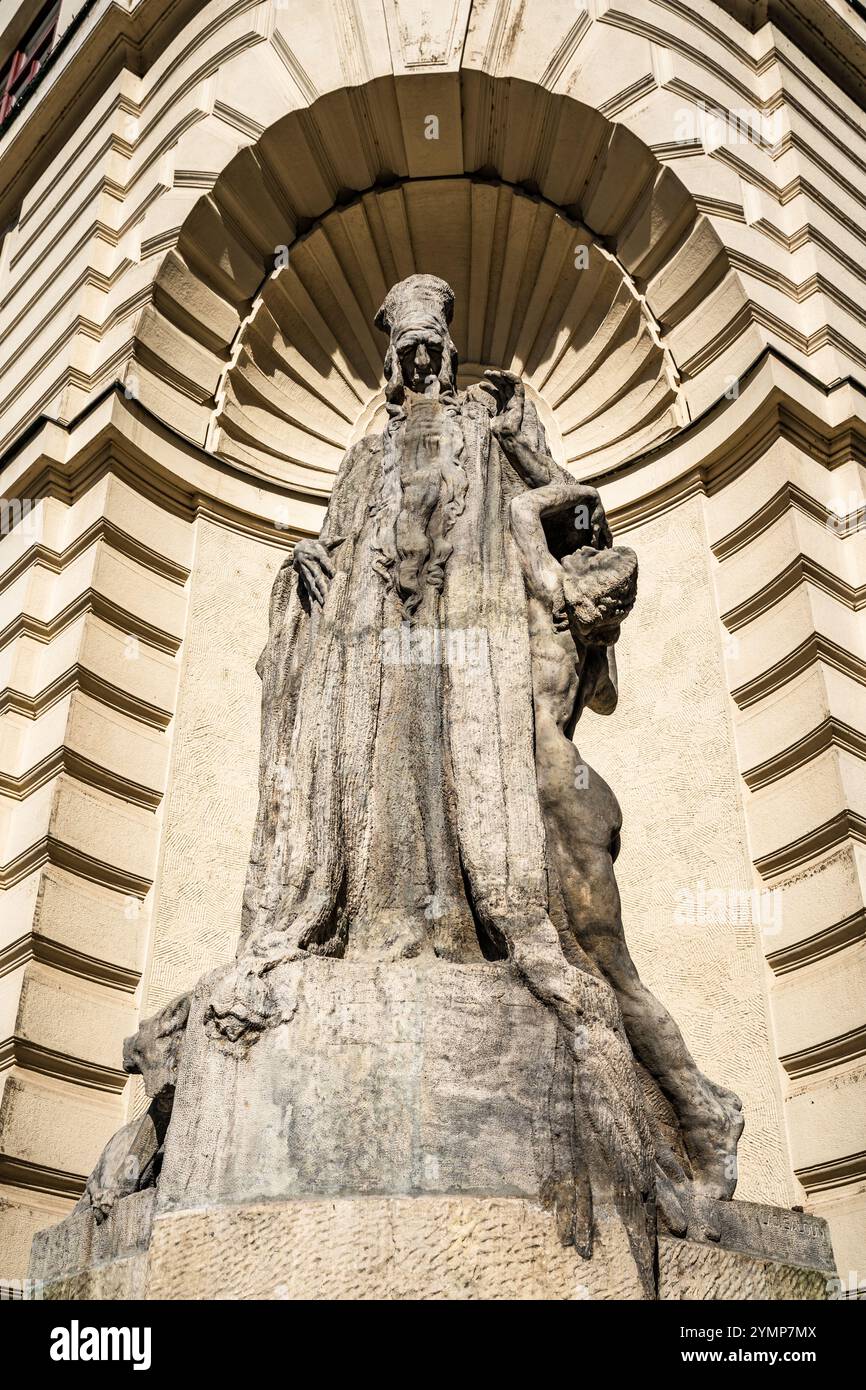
<box><xmin>796</xmin><ymin>1148</ymin><xmax>866</xmax><ymax>1194</ymax></box>
<box><xmin>708</xmin><ymin>0</ymin><xmax>866</xmax><ymax>109</ymax></box>
<box><xmin>0</xmin><ymin>589</ymin><xmax>182</xmax><ymax>659</ymax></box>
<box><xmin>0</xmin><ymin>747</ymin><xmax>163</xmax><ymax>811</ymax></box>
<box><xmin>0</xmin><ymin>386</ymin><xmax>322</xmax><ymax>543</ymax></box>
<box><xmin>0</xmin><ymin>0</ymin><xmax>204</xmax><ymax>227</ymax></box>
<box><xmin>0</xmin><ymin>1037</ymin><xmax>127</xmax><ymax>1094</ymax></box>
<box><xmin>721</xmin><ymin>557</ymin><xmax>866</xmax><ymax>632</ymax></box>
<box><xmin>0</xmin><ymin>664</ymin><xmax>174</xmax><ymax>730</ymax></box>
<box><xmin>0</xmin><ymin>1154</ymin><xmax>85</xmax><ymax>1199</ymax></box>
<box><xmin>0</xmin><ymin>933</ymin><xmax>140</xmax><ymax>992</ymax></box>
<box><xmin>743</xmin><ymin>718</ymin><xmax>866</xmax><ymax>792</ymax></box>
<box><xmin>781</xmin><ymin>1023</ymin><xmax>866</xmax><ymax>1080</ymax></box>
<box><xmin>597</xmin><ymin>351</ymin><xmax>866</xmax><ymax>532</ymax></box>
<box><xmin>711</xmin><ymin>482</ymin><xmax>865</xmax><ymax>562</ymax></box>
<box><xmin>754</xmin><ymin>809</ymin><xmax>866</xmax><ymax>879</ymax></box>
<box><xmin>767</xmin><ymin>908</ymin><xmax>866</xmax><ymax>974</ymax></box>
<box><xmin>730</xmin><ymin>635</ymin><xmax>866</xmax><ymax>710</ymax></box>
<box><xmin>0</xmin><ymin>835</ymin><xmax>152</xmax><ymax>897</ymax></box>
<box><xmin>0</xmin><ymin>517</ymin><xmax>190</xmax><ymax>598</ymax></box>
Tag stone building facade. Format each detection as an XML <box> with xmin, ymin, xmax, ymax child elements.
<box><xmin>0</xmin><ymin>0</ymin><xmax>864</xmax><ymax>1290</ymax></box>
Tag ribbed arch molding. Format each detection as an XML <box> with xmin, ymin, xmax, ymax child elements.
<box><xmin>136</xmin><ymin>73</ymin><xmax>750</xmax><ymax>493</ymax></box>
<box><xmin>210</xmin><ymin>177</ymin><xmax>684</xmax><ymax>481</ymax></box>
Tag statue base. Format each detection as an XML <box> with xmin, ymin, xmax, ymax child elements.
<box><xmin>29</xmin><ymin>959</ymin><xmax>836</xmax><ymax>1300</ymax></box>
<box><xmin>30</xmin><ymin>1190</ymin><xmax>835</xmax><ymax>1301</ymax></box>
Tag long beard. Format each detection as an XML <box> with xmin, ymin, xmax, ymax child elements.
<box><xmin>371</xmin><ymin>394</ymin><xmax>468</xmax><ymax>616</ymax></box>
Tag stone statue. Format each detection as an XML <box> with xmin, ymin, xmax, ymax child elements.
<box><xmin>67</xmin><ymin>275</ymin><xmax>748</xmax><ymax>1297</ymax></box>
<box><xmin>202</xmin><ymin>274</ymin><xmax>743</xmax><ymax>1262</ymax></box>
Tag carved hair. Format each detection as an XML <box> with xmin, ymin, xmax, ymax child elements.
<box><xmin>375</xmin><ymin>274</ymin><xmax>459</xmax><ymax>406</ymax></box>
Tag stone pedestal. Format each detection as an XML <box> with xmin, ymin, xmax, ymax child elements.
<box><xmin>29</xmin><ymin>1190</ymin><xmax>836</xmax><ymax>1301</ymax></box>
<box><xmin>29</xmin><ymin>960</ymin><xmax>837</xmax><ymax>1300</ymax></box>
<box><xmin>160</xmin><ymin>959</ymin><xmax>568</xmax><ymax>1209</ymax></box>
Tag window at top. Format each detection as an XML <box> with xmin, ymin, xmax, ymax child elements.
<box><xmin>0</xmin><ymin>2</ymin><xmax>62</xmax><ymax>125</ymax></box>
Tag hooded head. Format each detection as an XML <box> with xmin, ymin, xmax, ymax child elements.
<box><xmin>375</xmin><ymin>274</ymin><xmax>458</xmax><ymax>400</ymax></box>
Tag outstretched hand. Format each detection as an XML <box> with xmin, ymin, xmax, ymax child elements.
<box><xmin>480</xmin><ymin>369</ymin><xmax>554</xmax><ymax>487</ymax></box>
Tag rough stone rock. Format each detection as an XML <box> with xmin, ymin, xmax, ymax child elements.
<box><xmin>30</xmin><ymin>957</ymin><xmax>836</xmax><ymax>1302</ymax></box>
<box><xmin>30</xmin><ymin>1189</ymin><xmax>155</xmax><ymax>1300</ymax></box>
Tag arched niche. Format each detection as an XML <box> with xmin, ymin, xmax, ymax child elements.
<box><xmin>135</xmin><ymin>72</ymin><xmax>750</xmax><ymax>494</ymax></box>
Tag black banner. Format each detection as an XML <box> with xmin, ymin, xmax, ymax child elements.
<box><xmin>6</xmin><ymin>1294</ymin><xmax>861</xmax><ymax>1376</ymax></box>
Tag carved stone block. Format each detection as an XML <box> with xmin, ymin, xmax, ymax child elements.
<box><xmin>157</xmin><ymin>958</ymin><xmax>565</xmax><ymax>1211</ymax></box>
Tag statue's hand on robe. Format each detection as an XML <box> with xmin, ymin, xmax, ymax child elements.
<box><xmin>292</xmin><ymin>538</ymin><xmax>334</xmax><ymax>606</ymax></box>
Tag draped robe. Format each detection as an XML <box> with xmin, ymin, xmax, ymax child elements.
<box><xmin>241</xmin><ymin>389</ymin><xmax>554</xmax><ymax>963</ymax></box>
<box><xmin>233</xmin><ymin>385</ymin><xmax>662</xmax><ymax>1292</ymax></box>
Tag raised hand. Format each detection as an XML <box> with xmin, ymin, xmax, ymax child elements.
<box><xmin>482</xmin><ymin>368</ymin><xmax>526</xmax><ymax>441</ymax></box>
<box><xmin>481</xmin><ymin>368</ymin><xmax>551</xmax><ymax>486</ymax></box>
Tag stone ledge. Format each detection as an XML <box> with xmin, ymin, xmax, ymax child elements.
<box><xmin>672</xmin><ymin>1191</ymin><xmax>835</xmax><ymax>1273</ymax></box>
<box><xmin>31</xmin><ymin>1194</ymin><xmax>834</xmax><ymax>1301</ymax></box>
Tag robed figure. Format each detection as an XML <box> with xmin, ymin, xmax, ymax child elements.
<box><xmin>207</xmin><ymin>275</ymin><xmax>743</xmax><ymax>1277</ymax></box>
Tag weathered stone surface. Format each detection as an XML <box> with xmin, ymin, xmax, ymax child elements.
<box><xmin>158</xmin><ymin>958</ymin><xmax>564</xmax><ymax>1211</ymax></box>
<box><xmin>30</xmin><ymin>1189</ymin><xmax>155</xmax><ymax>1293</ymax></box>
<box><xmin>30</xmin><ymin>275</ymin><xmax>754</xmax><ymax>1298</ymax></box>
<box><xmin>658</xmin><ymin>1238</ymin><xmax>831</xmax><ymax>1302</ymax></box>
<box><xmin>29</xmin><ymin>273</ymin><xmax>849</xmax><ymax>1301</ymax></box>
<box><xmin>29</xmin><ymin>947</ymin><xmax>834</xmax><ymax>1302</ymax></box>
<box><xmin>143</xmin><ymin>1197</ymin><xmax>648</xmax><ymax>1301</ymax></box>
<box><xmin>671</xmin><ymin>1192</ymin><xmax>835</xmax><ymax>1273</ymax></box>
<box><xmin>33</xmin><ymin>1257</ymin><xmax>150</xmax><ymax>1303</ymax></box>
<box><xmin>203</xmin><ymin>273</ymin><xmax>744</xmax><ymax>1261</ymax></box>
<box><xmin>70</xmin><ymin>995</ymin><xmax>191</xmax><ymax>1225</ymax></box>
<box><xmin>30</xmin><ymin>1191</ymin><xmax>834</xmax><ymax>1302</ymax></box>
<box><xmin>123</xmin><ymin>993</ymin><xmax>190</xmax><ymax>1098</ymax></box>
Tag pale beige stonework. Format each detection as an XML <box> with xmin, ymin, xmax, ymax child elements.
<box><xmin>1</xmin><ymin>0</ymin><xmax>865</xmax><ymax>1289</ymax></box>
<box><xmin>29</xmin><ymin>1193</ymin><xmax>834</xmax><ymax>1302</ymax></box>
<box><xmin>141</xmin><ymin>519</ymin><xmax>285</xmax><ymax>1018</ymax></box>
<box><xmin>144</xmin><ymin>1199</ymin><xmax>648</xmax><ymax>1302</ymax></box>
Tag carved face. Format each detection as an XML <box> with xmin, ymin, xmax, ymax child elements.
<box><xmin>395</xmin><ymin>328</ymin><xmax>444</xmax><ymax>393</ymax></box>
